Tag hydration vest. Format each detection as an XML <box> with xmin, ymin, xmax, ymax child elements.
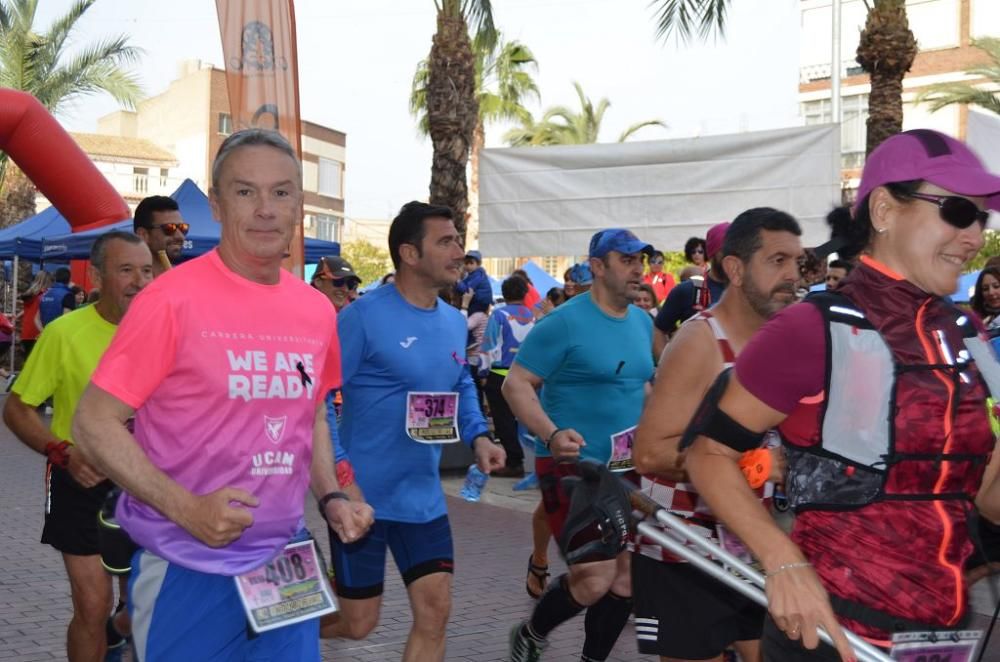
<box><xmin>785</xmin><ymin>289</ymin><xmax>999</xmax><ymax>512</ymax></box>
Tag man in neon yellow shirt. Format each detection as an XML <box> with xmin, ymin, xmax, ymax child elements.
<box><xmin>3</xmin><ymin>231</ymin><xmax>153</xmax><ymax>662</ymax></box>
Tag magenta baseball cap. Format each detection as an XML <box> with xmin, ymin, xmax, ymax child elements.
<box><xmin>854</xmin><ymin>129</ymin><xmax>1000</xmax><ymax>214</ymax></box>
<box><xmin>705</xmin><ymin>222</ymin><xmax>730</xmax><ymax>258</ymax></box>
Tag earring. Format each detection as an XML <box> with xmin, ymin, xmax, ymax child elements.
<box><xmin>875</xmin><ymin>227</ymin><xmax>887</xmax><ymax>234</ymax></box>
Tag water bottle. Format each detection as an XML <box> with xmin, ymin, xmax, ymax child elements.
<box><xmin>512</xmin><ymin>472</ymin><xmax>539</xmax><ymax>491</ymax></box>
<box><xmin>460</xmin><ymin>464</ymin><xmax>489</xmax><ymax>502</ymax></box>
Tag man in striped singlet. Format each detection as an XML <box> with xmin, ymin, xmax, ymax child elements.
<box><xmin>632</xmin><ymin>208</ymin><xmax>804</xmax><ymax>662</ymax></box>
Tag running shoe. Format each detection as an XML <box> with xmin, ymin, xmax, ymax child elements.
<box><xmin>508</xmin><ymin>622</ymin><xmax>546</xmax><ymax>662</ymax></box>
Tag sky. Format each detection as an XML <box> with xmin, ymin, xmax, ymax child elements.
<box><xmin>37</xmin><ymin>0</ymin><xmax>803</xmax><ymax>221</ymax></box>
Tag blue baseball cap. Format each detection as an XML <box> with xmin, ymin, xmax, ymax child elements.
<box><xmin>588</xmin><ymin>229</ymin><xmax>654</xmax><ymax>259</ymax></box>
<box><xmin>465</xmin><ymin>250</ymin><xmax>483</xmax><ymax>262</ymax></box>
<box><xmin>568</xmin><ymin>262</ymin><xmax>593</xmax><ymax>285</ymax></box>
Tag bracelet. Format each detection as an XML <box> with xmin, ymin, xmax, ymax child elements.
<box><xmin>766</xmin><ymin>562</ymin><xmax>811</xmax><ymax>578</ymax></box>
<box><xmin>44</xmin><ymin>441</ymin><xmax>71</xmax><ymax>469</ymax></box>
<box><xmin>317</xmin><ymin>491</ymin><xmax>350</xmax><ymax>516</ymax></box>
<box><xmin>545</xmin><ymin>428</ymin><xmax>565</xmax><ymax>449</ymax></box>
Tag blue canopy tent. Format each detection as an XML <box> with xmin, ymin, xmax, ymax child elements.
<box><xmin>953</xmin><ymin>270</ymin><xmax>980</xmax><ymax>303</ymax></box>
<box><xmin>40</xmin><ymin>179</ymin><xmax>339</xmax><ymax>262</ymax></box>
<box><xmin>519</xmin><ymin>260</ymin><xmax>561</xmax><ymax>292</ymax></box>
<box><xmin>0</xmin><ymin>206</ymin><xmax>72</xmax><ymax>261</ymax></box>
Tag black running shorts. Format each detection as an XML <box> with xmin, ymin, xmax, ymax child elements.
<box><xmin>632</xmin><ymin>552</ymin><xmax>766</xmax><ymax>658</ymax></box>
<box><xmin>41</xmin><ymin>463</ymin><xmax>114</xmax><ymax>556</ymax></box>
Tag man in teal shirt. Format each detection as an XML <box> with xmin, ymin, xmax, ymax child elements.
<box><xmin>503</xmin><ymin>228</ymin><xmax>655</xmax><ymax>662</ymax></box>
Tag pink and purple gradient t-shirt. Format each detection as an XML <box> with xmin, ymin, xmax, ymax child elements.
<box><xmin>92</xmin><ymin>250</ymin><xmax>341</xmax><ymax>575</ymax></box>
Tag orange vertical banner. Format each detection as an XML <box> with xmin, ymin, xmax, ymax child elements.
<box><xmin>216</xmin><ymin>0</ymin><xmax>305</xmax><ymax>277</ymax></box>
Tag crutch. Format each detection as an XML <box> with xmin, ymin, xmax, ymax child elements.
<box><xmin>625</xmin><ymin>487</ymin><xmax>893</xmax><ymax>662</ymax></box>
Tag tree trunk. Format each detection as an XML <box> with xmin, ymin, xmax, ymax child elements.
<box><xmin>467</xmin><ymin>119</ymin><xmax>484</xmax><ymax>246</ymax></box>
<box><xmin>0</xmin><ymin>163</ymin><xmax>37</xmax><ymax>229</ymax></box>
<box><xmin>856</xmin><ymin>0</ymin><xmax>917</xmax><ymax>156</ymax></box>
<box><xmin>427</xmin><ymin>10</ymin><xmax>478</xmax><ymax>241</ymax></box>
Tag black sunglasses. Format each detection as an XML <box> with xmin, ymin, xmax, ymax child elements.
<box><xmin>908</xmin><ymin>192</ymin><xmax>989</xmax><ymax>230</ymax></box>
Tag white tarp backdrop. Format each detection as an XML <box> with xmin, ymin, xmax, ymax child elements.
<box><xmin>967</xmin><ymin>109</ymin><xmax>1000</xmax><ymax>174</ymax></box>
<box><xmin>478</xmin><ymin>124</ymin><xmax>841</xmax><ymax>257</ymax></box>
<box><xmin>956</xmin><ymin>110</ymin><xmax>1000</xmax><ymax>229</ymax></box>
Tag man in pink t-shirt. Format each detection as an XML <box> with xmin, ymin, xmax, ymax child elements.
<box><xmin>72</xmin><ymin>130</ymin><xmax>374</xmax><ymax>662</ymax></box>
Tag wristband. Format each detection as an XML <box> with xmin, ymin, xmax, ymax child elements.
<box><xmin>335</xmin><ymin>459</ymin><xmax>356</xmax><ymax>489</ymax></box>
<box><xmin>545</xmin><ymin>428</ymin><xmax>565</xmax><ymax>449</ymax></box>
<box><xmin>765</xmin><ymin>561</ymin><xmax>811</xmax><ymax>578</ymax></box>
<box><xmin>317</xmin><ymin>491</ymin><xmax>350</xmax><ymax>516</ymax></box>
<box><xmin>44</xmin><ymin>441</ymin><xmax>71</xmax><ymax>469</ymax></box>
<box><xmin>738</xmin><ymin>448</ymin><xmax>772</xmax><ymax>490</ymax></box>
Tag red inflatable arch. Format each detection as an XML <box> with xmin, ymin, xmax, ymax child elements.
<box><xmin>0</xmin><ymin>89</ymin><xmax>129</xmax><ymax>231</ymax></box>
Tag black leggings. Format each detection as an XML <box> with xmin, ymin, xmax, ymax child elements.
<box><xmin>484</xmin><ymin>370</ymin><xmax>522</xmax><ymax>467</ymax></box>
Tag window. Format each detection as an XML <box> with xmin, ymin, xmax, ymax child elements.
<box><xmin>315</xmin><ymin>214</ymin><xmax>338</xmax><ymax>242</ymax></box>
<box><xmin>218</xmin><ymin>113</ymin><xmax>233</xmax><ymax>136</ymax></box>
<box><xmin>972</xmin><ymin>0</ymin><xmax>1000</xmax><ymax>38</ymax></box>
<box><xmin>318</xmin><ymin>158</ymin><xmax>343</xmax><ymax>198</ymax></box>
<box><xmin>801</xmin><ymin>94</ymin><xmax>869</xmax><ymax>169</ymax></box>
<box><xmin>542</xmin><ymin>256</ymin><xmax>560</xmax><ymax>276</ymax></box>
<box><xmin>486</xmin><ymin>257</ymin><xmax>515</xmax><ymax>277</ymax></box>
<box><xmin>159</xmin><ymin>168</ymin><xmax>169</xmax><ymax>189</ymax></box>
<box><xmin>133</xmin><ymin>167</ymin><xmax>149</xmax><ymax>194</ymax></box>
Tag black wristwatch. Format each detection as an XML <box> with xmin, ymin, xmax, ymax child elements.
<box><xmin>317</xmin><ymin>491</ymin><xmax>350</xmax><ymax>516</ymax></box>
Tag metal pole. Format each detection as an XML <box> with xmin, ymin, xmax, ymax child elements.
<box><xmin>637</xmin><ymin>519</ymin><xmax>892</xmax><ymax>662</ymax></box>
<box><xmin>10</xmin><ymin>253</ymin><xmax>18</xmax><ymax>374</ymax></box>
<box><xmin>831</xmin><ymin>0</ymin><xmax>842</xmax><ymax>124</ymax></box>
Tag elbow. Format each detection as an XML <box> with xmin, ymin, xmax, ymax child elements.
<box><xmin>632</xmin><ymin>440</ymin><xmax>656</xmax><ymax>475</ymax></box>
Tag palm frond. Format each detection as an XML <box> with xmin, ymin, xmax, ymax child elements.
<box><xmin>915</xmin><ymin>84</ymin><xmax>1000</xmax><ymax>115</ymax></box>
<box><xmin>409</xmin><ymin>58</ymin><xmax>431</xmax><ymax>136</ymax></box>
<box><xmin>650</xmin><ymin>0</ymin><xmax>731</xmax><ymax>44</ymax></box>
<box><xmin>462</xmin><ymin>0</ymin><xmax>496</xmax><ymax>51</ymax></box>
<box><xmin>915</xmin><ymin>37</ymin><xmax>1000</xmax><ymax>118</ymax></box>
<box><xmin>618</xmin><ymin>119</ymin><xmax>668</xmax><ymax>142</ymax></box>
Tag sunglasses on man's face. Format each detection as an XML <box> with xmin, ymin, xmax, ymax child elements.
<box><xmin>649</xmin><ymin>258</ymin><xmax>664</xmax><ymax>265</ymax></box>
<box><xmin>908</xmin><ymin>192</ymin><xmax>989</xmax><ymax>230</ymax></box>
<box><xmin>693</xmin><ymin>247</ymin><xmax>705</xmax><ymax>254</ymax></box>
<box><xmin>149</xmin><ymin>222</ymin><xmax>190</xmax><ymax>236</ymax></box>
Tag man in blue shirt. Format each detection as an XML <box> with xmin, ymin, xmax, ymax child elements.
<box><xmin>38</xmin><ymin>267</ymin><xmax>76</xmax><ymax>328</ymax></box>
<box><xmin>326</xmin><ymin>201</ymin><xmax>505</xmax><ymax>662</ymax></box>
<box><xmin>503</xmin><ymin>228</ymin><xmax>655</xmax><ymax>662</ymax></box>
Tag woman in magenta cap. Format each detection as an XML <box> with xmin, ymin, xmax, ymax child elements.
<box><xmin>682</xmin><ymin>129</ymin><xmax>1000</xmax><ymax>661</ymax></box>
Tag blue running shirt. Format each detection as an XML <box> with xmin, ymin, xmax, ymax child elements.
<box><xmin>338</xmin><ymin>285</ymin><xmax>490</xmax><ymax>523</ymax></box>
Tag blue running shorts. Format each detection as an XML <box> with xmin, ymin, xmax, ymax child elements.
<box><xmin>128</xmin><ymin>548</ymin><xmax>320</xmax><ymax>662</ymax></box>
<box><xmin>329</xmin><ymin>514</ymin><xmax>454</xmax><ymax>599</ymax></box>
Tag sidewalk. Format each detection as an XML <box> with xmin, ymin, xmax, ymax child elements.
<box><xmin>4</xmin><ymin>422</ymin><xmax>1000</xmax><ymax>661</ymax></box>
<box><xmin>0</xmin><ymin>424</ymin><xmax>645</xmax><ymax>661</ymax></box>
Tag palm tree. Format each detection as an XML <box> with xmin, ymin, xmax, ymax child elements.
<box><xmin>915</xmin><ymin>38</ymin><xmax>1000</xmax><ymax>117</ymax></box>
<box><xmin>649</xmin><ymin>0</ymin><xmax>916</xmax><ymax>156</ymax></box>
<box><xmin>855</xmin><ymin>0</ymin><xmax>917</xmax><ymax>156</ymax></box>
<box><xmin>0</xmin><ymin>0</ymin><xmax>143</xmax><ymax>224</ymax></box>
<box><xmin>502</xmin><ymin>82</ymin><xmax>666</xmax><ymax>146</ymax></box>
<box><xmin>411</xmin><ymin>31</ymin><xmax>539</xmax><ymax>242</ymax></box>
<box><xmin>425</xmin><ymin>0</ymin><xmax>496</xmax><ymax>240</ymax></box>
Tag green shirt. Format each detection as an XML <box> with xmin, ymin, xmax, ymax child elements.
<box><xmin>12</xmin><ymin>304</ymin><xmax>116</xmax><ymax>443</ymax></box>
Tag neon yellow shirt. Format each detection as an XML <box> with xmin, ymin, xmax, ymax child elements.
<box><xmin>12</xmin><ymin>304</ymin><xmax>116</xmax><ymax>444</ymax></box>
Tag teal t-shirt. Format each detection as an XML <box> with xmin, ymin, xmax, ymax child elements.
<box><xmin>514</xmin><ymin>292</ymin><xmax>654</xmax><ymax>462</ymax></box>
